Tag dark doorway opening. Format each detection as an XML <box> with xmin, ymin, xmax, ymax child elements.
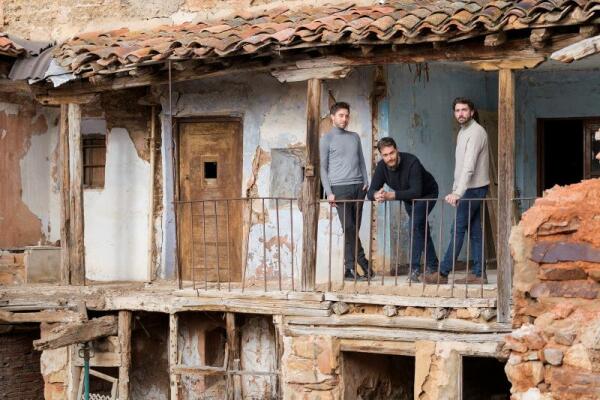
<box><xmin>342</xmin><ymin>351</ymin><xmax>414</xmax><ymax>400</ymax></box>
<box><xmin>538</xmin><ymin>119</ymin><xmax>584</xmax><ymax>194</ymax></box>
<box><xmin>462</xmin><ymin>356</ymin><xmax>510</xmax><ymax>400</ymax></box>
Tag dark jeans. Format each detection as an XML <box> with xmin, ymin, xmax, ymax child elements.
<box><xmin>405</xmin><ymin>196</ymin><xmax>439</xmax><ymax>274</ymax></box>
<box><xmin>440</xmin><ymin>186</ymin><xmax>488</xmax><ymax>277</ymax></box>
<box><xmin>331</xmin><ymin>184</ymin><xmax>369</xmax><ymax>273</ymax></box>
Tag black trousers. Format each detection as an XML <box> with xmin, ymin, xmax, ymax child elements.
<box><xmin>331</xmin><ymin>184</ymin><xmax>369</xmax><ymax>273</ymax></box>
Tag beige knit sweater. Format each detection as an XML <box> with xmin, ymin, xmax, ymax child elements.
<box><xmin>452</xmin><ymin>119</ymin><xmax>490</xmax><ymax>197</ymax></box>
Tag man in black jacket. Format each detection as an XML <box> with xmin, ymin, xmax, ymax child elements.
<box><xmin>367</xmin><ymin>137</ymin><xmax>439</xmax><ymax>282</ymax></box>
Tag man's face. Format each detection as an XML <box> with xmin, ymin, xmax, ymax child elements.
<box><xmin>454</xmin><ymin>103</ymin><xmax>474</xmax><ymax>125</ymax></box>
<box><xmin>380</xmin><ymin>145</ymin><xmax>398</xmax><ymax>168</ymax></box>
<box><xmin>331</xmin><ymin>108</ymin><xmax>350</xmax><ymax>129</ymax></box>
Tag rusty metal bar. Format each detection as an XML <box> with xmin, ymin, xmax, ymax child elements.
<box><xmin>190</xmin><ymin>202</ymin><xmax>195</xmax><ymax>291</ymax></box>
<box><xmin>436</xmin><ymin>201</ymin><xmax>445</xmax><ymax>294</ymax></box>
<box><xmin>367</xmin><ymin>201</ymin><xmax>374</xmax><ymax>288</ymax></box>
<box><xmin>226</xmin><ymin>199</ymin><xmax>231</xmax><ymax>292</ymax></box>
<box><xmin>450</xmin><ymin>204</ymin><xmax>458</xmax><ymax>297</ymax></box>
<box><xmin>408</xmin><ymin>200</ymin><xmax>415</xmax><ymax>287</ymax></box>
<box><xmin>342</xmin><ymin>202</ymin><xmax>347</xmax><ymax>289</ymax></box>
<box><xmin>394</xmin><ymin>207</ymin><xmax>401</xmax><ymax>286</ymax></box>
<box><xmin>202</xmin><ymin>201</ymin><xmax>208</xmax><ymax>291</ymax></box>
<box><xmin>381</xmin><ymin>201</ymin><xmax>387</xmax><ymax>286</ymax></box>
<box><xmin>354</xmin><ymin>202</ymin><xmax>359</xmax><ymax>290</ymax></box>
<box><xmin>214</xmin><ymin>201</ymin><xmax>221</xmax><ymax>291</ymax></box>
<box><xmin>422</xmin><ymin>199</ymin><xmax>430</xmax><ymax>293</ymax></box>
<box><xmin>328</xmin><ymin>203</ymin><xmax>333</xmax><ymax>292</ymax></box>
<box><xmin>290</xmin><ymin>199</ymin><xmax>294</xmax><ymax>291</ymax></box>
<box><xmin>466</xmin><ymin>199</ymin><xmax>472</xmax><ymax>298</ymax></box>
<box><xmin>481</xmin><ymin>200</ymin><xmax>486</xmax><ymax>298</ymax></box>
<box><xmin>262</xmin><ymin>198</ymin><xmax>267</xmax><ymax>292</ymax></box>
<box><xmin>276</xmin><ymin>198</ymin><xmax>282</xmax><ymax>292</ymax></box>
<box><xmin>242</xmin><ymin>199</ymin><xmax>253</xmax><ymax>293</ymax></box>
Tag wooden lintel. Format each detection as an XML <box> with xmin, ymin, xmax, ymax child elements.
<box><xmin>36</xmin><ymin>93</ymin><xmax>99</xmax><ymax>106</ymax></box>
<box><xmin>271</xmin><ymin>65</ymin><xmax>353</xmax><ymax>83</ymax></box>
<box><xmin>497</xmin><ymin>69</ymin><xmax>515</xmax><ymax>324</ymax></box>
<box><xmin>0</xmin><ymin>309</ymin><xmax>83</xmax><ymax>324</ymax></box>
<box><xmin>33</xmin><ymin>315</ymin><xmax>118</xmax><ymax>351</ymax></box>
<box><xmin>465</xmin><ymin>57</ymin><xmax>545</xmax><ymax>71</ymax></box>
<box><xmin>484</xmin><ymin>32</ymin><xmax>507</xmax><ymax>47</ymax></box>
<box><xmin>323</xmin><ymin>293</ymin><xmax>496</xmax><ymax>308</ymax></box>
<box><xmin>551</xmin><ymin>33</ymin><xmax>600</xmax><ymax>63</ymax></box>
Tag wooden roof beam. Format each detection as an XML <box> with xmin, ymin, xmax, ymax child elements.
<box><xmin>484</xmin><ymin>31</ymin><xmax>507</xmax><ymax>47</ymax></box>
<box><xmin>530</xmin><ymin>28</ymin><xmax>551</xmax><ymax>49</ymax></box>
<box><xmin>551</xmin><ymin>34</ymin><xmax>600</xmax><ymax>63</ymax></box>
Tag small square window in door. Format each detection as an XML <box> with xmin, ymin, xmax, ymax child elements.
<box><xmin>204</xmin><ymin>161</ymin><xmax>218</xmax><ymax>179</ymax></box>
<box><xmin>201</xmin><ymin>156</ymin><xmax>219</xmax><ymax>187</ymax></box>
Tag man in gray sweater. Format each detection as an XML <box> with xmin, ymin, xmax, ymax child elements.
<box><xmin>424</xmin><ymin>97</ymin><xmax>490</xmax><ymax>284</ymax></box>
<box><xmin>320</xmin><ymin>102</ymin><xmax>373</xmax><ymax>281</ymax></box>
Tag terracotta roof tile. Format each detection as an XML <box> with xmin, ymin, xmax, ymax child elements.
<box><xmin>55</xmin><ymin>0</ymin><xmax>600</xmax><ymax>76</ymax></box>
<box><xmin>0</xmin><ymin>33</ymin><xmax>26</xmax><ymax>57</ymax></box>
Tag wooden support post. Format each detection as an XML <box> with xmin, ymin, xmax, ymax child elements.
<box><xmin>68</xmin><ymin>104</ymin><xmax>85</xmax><ymax>285</ymax></box>
<box><xmin>497</xmin><ymin>69</ymin><xmax>515</xmax><ymax>323</ymax></box>
<box><xmin>301</xmin><ymin>78</ymin><xmax>321</xmax><ymax>292</ymax></box>
<box><xmin>118</xmin><ymin>311</ymin><xmax>132</xmax><ymax>400</ymax></box>
<box><xmin>226</xmin><ymin>313</ymin><xmax>242</xmax><ymax>400</ymax></box>
<box><xmin>59</xmin><ymin>104</ymin><xmax>71</xmax><ymax>284</ymax></box>
<box><xmin>147</xmin><ymin>105</ymin><xmax>157</xmax><ymax>282</ymax></box>
<box><xmin>169</xmin><ymin>313</ymin><xmax>179</xmax><ymax>400</ymax></box>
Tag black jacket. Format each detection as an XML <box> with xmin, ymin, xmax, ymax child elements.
<box><xmin>367</xmin><ymin>152</ymin><xmax>438</xmax><ymax>202</ymax></box>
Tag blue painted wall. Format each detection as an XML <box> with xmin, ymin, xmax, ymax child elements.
<box><xmin>515</xmin><ymin>68</ymin><xmax>600</xmax><ymax>199</ymax></box>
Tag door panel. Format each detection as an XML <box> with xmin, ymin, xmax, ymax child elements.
<box><xmin>178</xmin><ymin>120</ymin><xmax>242</xmax><ymax>282</ymax></box>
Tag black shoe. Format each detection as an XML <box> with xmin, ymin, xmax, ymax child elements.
<box><xmin>408</xmin><ymin>270</ymin><xmax>421</xmax><ymax>283</ymax></box>
<box><xmin>361</xmin><ymin>264</ymin><xmax>376</xmax><ymax>279</ymax></box>
<box><xmin>344</xmin><ymin>269</ymin><xmax>366</xmax><ymax>281</ymax></box>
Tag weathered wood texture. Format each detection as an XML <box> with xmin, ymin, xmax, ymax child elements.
<box><xmin>169</xmin><ymin>313</ymin><xmax>180</xmax><ymax>400</ymax></box>
<box><xmin>59</xmin><ymin>104</ymin><xmax>71</xmax><ymax>284</ymax></box>
<box><xmin>497</xmin><ymin>69</ymin><xmax>515</xmax><ymax>324</ymax></box>
<box><xmin>226</xmin><ymin>312</ymin><xmax>242</xmax><ymax>400</ymax></box>
<box><xmin>301</xmin><ymin>78</ymin><xmax>321</xmax><ymax>291</ymax></box>
<box><xmin>147</xmin><ymin>106</ymin><xmax>156</xmax><ymax>282</ymax></box>
<box><xmin>118</xmin><ymin>311</ymin><xmax>132</xmax><ymax>400</ymax></box>
<box><xmin>68</xmin><ymin>104</ymin><xmax>85</xmax><ymax>285</ymax></box>
<box><xmin>271</xmin><ymin>65</ymin><xmax>352</xmax><ymax>82</ymax></box>
<box><xmin>551</xmin><ymin>33</ymin><xmax>600</xmax><ymax>63</ymax></box>
<box><xmin>0</xmin><ymin>309</ymin><xmax>83</xmax><ymax>323</ymax></box>
<box><xmin>33</xmin><ymin>315</ymin><xmax>117</xmax><ymax>351</ymax></box>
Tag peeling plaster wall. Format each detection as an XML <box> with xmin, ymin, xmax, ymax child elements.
<box><xmin>84</xmin><ymin>124</ymin><xmax>150</xmax><ymax>281</ymax></box>
<box><xmin>0</xmin><ymin>100</ymin><xmax>60</xmax><ymax>248</ymax></box>
<box><xmin>515</xmin><ymin>68</ymin><xmax>600</xmax><ymax>199</ymax></box>
<box><xmin>240</xmin><ymin>316</ymin><xmax>277</xmax><ymax>398</ymax></box>
<box><xmin>159</xmin><ymin>68</ymin><xmax>374</xmax><ymax>284</ymax></box>
<box><xmin>383</xmin><ymin>63</ymin><xmax>498</xmax><ymax>261</ymax></box>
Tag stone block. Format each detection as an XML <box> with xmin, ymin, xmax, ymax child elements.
<box><xmin>554</xmin><ymin>330</ymin><xmax>576</xmax><ymax>346</ymax></box>
<box><xmin>580</xmin><ymin>320</ymin><xmax>600</xmax><ymax>350</ymax></box>
<box><xmin>382</xmin><ymin>305</ymin><xmax>397</xmax><ymax>317</ymax></box>
<box><xmin>564</xmin><ymin>343</ymin><xmax>593</xmax><ymax>371</ymax></box>
<box><xmin>505</xmin><ymin>361</ymin><xmax>544</xmax><ymax>392</ymax></box>
<box><xmin>24</xmin><ymin>246</ymin><xmax>61</xmax><ymax>283</ymax></box>
<box><xmin>539</xmin><ymin>264</ymin><xmax>587</xmax><ymax>281</ymax></box>
<box><xmin>331</xmin><ymin>302</ymin><xmax>349</xmax><ymax>315</ymax></box>
<box><xmin>531</xmin><ymin>242</ymin><xmax>600</xmax><ymax>264</ymax></box>
<box><xmin>530</xmin><ymin>280</ymin><xmax>600</xmax><ymax>299</ymax></box>
<box><xmin>542</xmin><ymin>348</ymin><xmax>563</xmax><ymax>366</ymax></box>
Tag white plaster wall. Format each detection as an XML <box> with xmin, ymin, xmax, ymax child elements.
<box><xmin>84</xmin><ymin>127</ymin><xmax>150</xmax><ymax>281</ymax></box>
<box><xmin>20</xmin><ymin>107</ymin><xmax>61</xmax><ymax>244</ymax></box>
<box><xmin>159</xmin><ymin>68</ymin><xmax>374</xmax><ymax>285</ymax></box>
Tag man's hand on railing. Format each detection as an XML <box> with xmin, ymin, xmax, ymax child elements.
<box><xmin>374</xmin><ymin>188</ymin><xmax>395</xmax><ymax>203</ymax></box>
<box><xmin>327</xmin><ymin>194</ymin><xmax>336</xmax><ymax>207</ymax></box>
<box><xmin>445</xmin><ymin>193</ymin><xmax>460</xmax><ymax>207</ymax></box>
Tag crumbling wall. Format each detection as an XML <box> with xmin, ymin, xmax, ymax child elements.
<box><xmin>506</xmin><ymin>179</ymin><xmax>600</xmax><ymax>400</ymax></box>
<box><xmin>0</xmin><ymin>328</ymin><xmax>44</xmax><ymax>400</ymax></box>
<box><xmin>1</xmin><ymin>0</ymin><xmax>375</xmax><ymax>42</ymax></box>
<box><xmin>0</xmin><ymin>100</ymin><xmax>60</xmax><ymax>249</ymax></box>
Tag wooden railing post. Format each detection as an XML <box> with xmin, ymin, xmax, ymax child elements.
<box><xmin>68</xmin><ymin>103</ymin><xmax>85</xmax><ymax>285</ymax></box>
<box><xmin>301</xmin><ymin>78</ymin><xmax>321</xmax><ymax>291</ymax></box>
<box><xmin>118</xmin><ymin>311</ymin><xmax>132</xmax><ymax>400</ymax></box>
<box><xmin>497</xmin><ymin>69</ymin><xmax>515</xmax><ymax>323</ymax></box>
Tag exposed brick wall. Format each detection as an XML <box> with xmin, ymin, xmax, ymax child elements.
<box><xmin>506</xmin><ymin>179</ymin><xmax>600</xmax><ymax>400</ymax></box>
<box><xmin>0</xmin><ymin>330</ymin><xmax>44</xmax><ymax>400</ymax></box>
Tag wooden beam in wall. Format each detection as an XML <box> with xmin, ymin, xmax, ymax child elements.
<box><xmin>68</xmin><ymin>104</ymin><xmax>85</xmax><ymax>285</ymax></box>
<box><xmin>59</xmin><ymin>104</ymin><xmax>71</xmax><ymax>284</ymax></box>
<box><xmin>147</xmin><ymin>105</ymin><xmax>157</xmax><ymax>282</ymax></box>
<box><xmin>271</xmin><ymin>65</ymin><xmax>353</xmax><ymax>83</ymax></box>
<box><xmin>118</xmin><ymin>311</ymin><xmax>132</xmax><ymax>400</ymax></box>
<box><xmin>226</xmin><ymin>313</ymin><xmax>242</xmax><ymax>400</ymax></box>
<box><xmin>169</xmin><ymin>313</ymin><xmax>180</xmax><ymax>400</ymax></box>
<box><xmin>301</xmin><ymin>78</ymin><xmax>321</xmax><ymax>292</ymax></box>
<box><xmin>551</xmin><ymin>34</ymin><xmax>600</xmax><ymax>63</ymax></box>
<box><xmin>497</xmin><ymin>69</ymin><xmax>515</xmax><ymax>324</ymax></box>
<box><xmin>33</xmin><ymin>315</ymin><xmax>118</xmax><ymax>351</ymax></box>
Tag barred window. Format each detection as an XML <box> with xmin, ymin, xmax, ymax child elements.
<box><xmin>82</xmin><ymin>135</ymin><xmax>106</xmax><ymax>188</ymax></box>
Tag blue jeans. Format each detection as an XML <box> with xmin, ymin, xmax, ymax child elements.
<box><xmin>405</xmin><ymin>197</ymin><xmax>438</xmax><ymax>274</ymax></box>
<box><xmin>440</xmin><ymin>186</ymin><xmax>488</xmax><ymax>277</ymax></box>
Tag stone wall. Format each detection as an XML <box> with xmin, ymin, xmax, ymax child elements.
<box><xmin>506</xmin><ymin>179</ymin><xmax>600</xmax><ymax>400</ymax></box>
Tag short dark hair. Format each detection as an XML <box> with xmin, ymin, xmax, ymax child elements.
<box><xmin>330</xmin><ymin>102</ymin><xmax>350</xmax><ymax>115</ymax></box>
<box><xmin>452</xmin><ymin>97</ymin><xmax>475</xmax><ymax>111</ymax></box>
<box><xmin>377</xmin><ymin>137</ymin><xmax>397</xmax><ymax>152</ymax></box>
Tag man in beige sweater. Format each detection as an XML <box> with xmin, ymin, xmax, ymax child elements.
<box><xmin>424</xmin><ymin>98</ymin><xmax>490</xmax><ymax>284</ymax></box>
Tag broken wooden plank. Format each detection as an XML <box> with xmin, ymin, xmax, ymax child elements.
<box><xmin>551</xmin><ymin>34</ymin><xmax>600</xmax><ymax>63</ymax></box>
<box><xmin>284</xmin><ymin>325</ymin><xmax>506</xmax><ymax>343</ymax></box>
<box><xmin>284</xmin><ymin>315</ymin><xmax>512</xmax><ymax>333</ymax></box>
<box><xmin>33</xmin><ymin>315</ymin><xmax>117</xmax><ymax>351</ymax></box>
<box><xmin>0</xmin><ymin>309</ymin><xmax>83</xmax><ymax>323</ymax></box>
<box><xmin>271</xmin><ymin>65</ymin><xmax>353</xmax><ymax>83</ymax></box>
<box><xmin>323</xmin><ymin>293</ymin><xmax>496</xmax><ymax>308</ymax></box>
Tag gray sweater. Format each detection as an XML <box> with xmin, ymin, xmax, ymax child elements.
<box><xmin>452</xmin><ymin>119</ymin><xmax>490</xmax><ymax>197</ymax></box>
<box><xmin>319</xmin><ymin>127</ymin><xmax>368</xmax><ymax>197</ymax></box>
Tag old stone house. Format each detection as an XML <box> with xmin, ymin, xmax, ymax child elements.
<box><xmin>1</xmin><ymin>0</ymin><xmax>600</xmax><ymax>399</ymax></box>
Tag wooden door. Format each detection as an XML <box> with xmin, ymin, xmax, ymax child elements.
<box><xmin>178</xmin><ymin>119</ymin><xmax>242</xmax><ymax>283</ymax></box>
